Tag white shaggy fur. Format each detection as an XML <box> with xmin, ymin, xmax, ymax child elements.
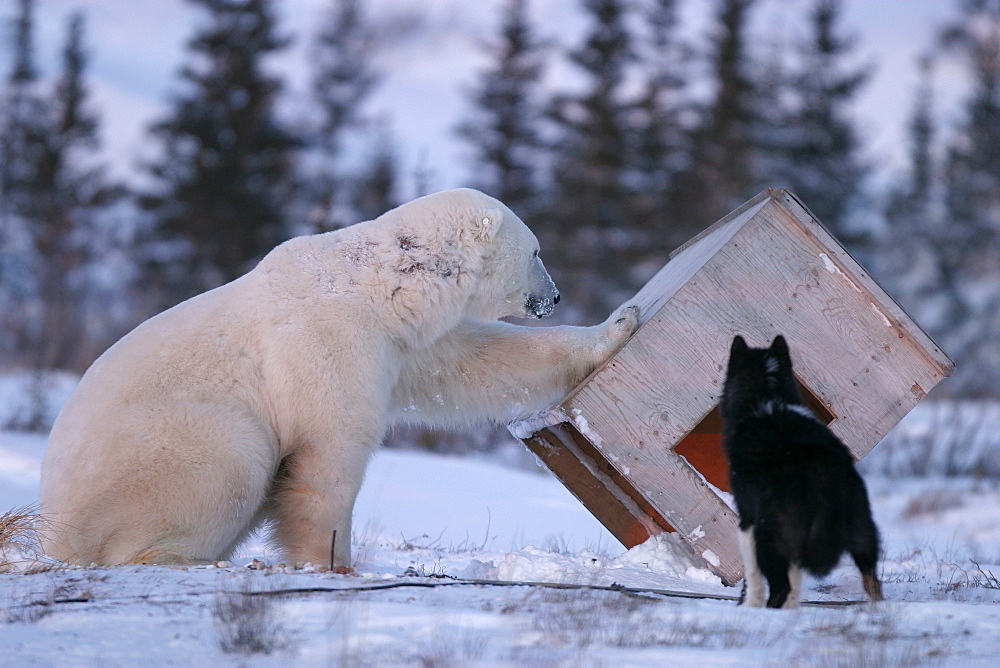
<box><xmin>38</xmin><ymin>189</ymin><xmax>639</xmax><ymax>569</ymax></box>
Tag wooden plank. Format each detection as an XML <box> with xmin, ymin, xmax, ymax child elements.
<box><xmin>575</xmin><ymin>189</ymin><xmax>953</xmax><ymax>408</ymax></box>
<box><xmin>524</xmin><ymin>422</ymin><xmax>742</xmax><ymax>584</ymax></box>
<box><xmin>744</xmin><ymin>200</ymin><xmax>952</xmax><ymax>454</ymax></box>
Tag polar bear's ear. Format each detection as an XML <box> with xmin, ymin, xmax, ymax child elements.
<box><xmin>473</xmin><ymin>207</ymin><xmax>504</xmax><ymax>243</ymax></box>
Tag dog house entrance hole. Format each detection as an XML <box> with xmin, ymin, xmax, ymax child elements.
<box><xmin>673</xmin><ymin>380</ymin><xmax>836</xmax><ymax>493</ymax></box>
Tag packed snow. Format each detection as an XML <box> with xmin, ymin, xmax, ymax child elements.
<box><xmin>1</xmin><ymin>375</ymin><xmax>999</xmax><ymax>665</ymax></box>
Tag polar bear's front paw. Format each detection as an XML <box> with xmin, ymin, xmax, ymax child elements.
<box><xmin>613</xmin><ymin>304</ymin><xmax>640</xmax><ymax>330</ymax></box>
<box><xmin>605</xmin><ymin>304</ymin><xmax>640</xmax><ymax>348</ymax></box>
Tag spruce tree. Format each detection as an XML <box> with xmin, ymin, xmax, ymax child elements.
<box><xmin>456</xmin><ymin>0</ymin><xmax>546</xmax><ymax>216</ymax></box>
<box><xmin>880</xmin><ymin>57</ymin><xmax>957</xmax><ymax>335</ymax></box>
<box><xmin>632</xmin><ymin>0</ymin><xmax>691</xmax><ymax>253</ymax></box>
<box><xmin>33</xmin><ymin>12</ymin><xmax>105</xmax><ymax>370</ymax></box>
<box><xmin>0</xmin><ymin>4</ymin><xmax>112</xmax><ymax>370</ymax></box>
<box><xmin>35</xmin><ymin>11</ymin><xmax>101</xmax><ymax>243</ymax></box>
<box><xmin>884</xmin><ymin>56</ymin><xmax>938</xmax><ymax>230</ymax></box>
<box><xmin>144</xmin><ymin>0</ymin><xmax>299</xmax><ymax>303</ymax></box>
<box><xmin>775</xmin><ymin>0</ymin><xmax>870</xmax><ymax>243</ymax></box>
<box><xmin>309</xmin><ymin>0</ymin><xmax>379</xmax><ymax>230</ymax></box>
<box><xmin>546</xmin><ymin>0</ymin><xmax>638</xmax><ymax>319</ymax></box>
<box><xmin>905</xmin><ymin>57</ymin><xmax>937</xmax><ymax>208</ymax></box>
<box><xmin>670</xmin><ymin>0</ymin><xmax>762</xmax><ymax>239</ymax></box>
<box><xmin>352</xmin><ymin>121</ymin><xmax>399</xmax><ymax>221</ymax></box>
<box><xmin>937</xmin><ymin>0</ymin><xmax>1000</xmax><ymax>396</ymax></box>
<box><xmin>941</xmin><ymin>0</ymin><xmax>1000</xmax><ymax>259</ymax></box>
<box><xmin>0</xmin><ymin>0</ymin><xmax>46</xmax><ymax>359</ymax></box>
<box><xmin>0</xmin><ymin>0</ymin><xmax>47</xmax><ymax>226</ymax></box>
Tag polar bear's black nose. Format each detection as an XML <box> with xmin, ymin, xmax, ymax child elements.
<box><xmin>553</xmin><ymin>293</ymin><xmax>560</xmax><ymax>304</ymax></box>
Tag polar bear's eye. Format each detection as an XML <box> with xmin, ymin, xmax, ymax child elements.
<box><xmin>532</xmin><ymin>250</ymin><xmax>539</xmax><ymax>259</ymax></box>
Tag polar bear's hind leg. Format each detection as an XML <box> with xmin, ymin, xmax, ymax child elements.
<box><xmin>66</xmin><ymin>402</ymin><xmax>279</xmax><ymax>566</ymax></box>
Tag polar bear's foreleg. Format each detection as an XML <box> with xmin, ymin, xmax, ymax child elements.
<box><xmin>392</xmin><ymin>304</ymin><xmax>639</xmax><ymax>427</ymax></box>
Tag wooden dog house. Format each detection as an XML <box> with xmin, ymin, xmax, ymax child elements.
<box><xmin>512</xmin><ymin>189</ymin><xmax>954</xmax><ymax>585</ymax></box>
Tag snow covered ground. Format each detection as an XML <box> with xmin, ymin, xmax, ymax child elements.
<box><xmin>1</xmin><ymin>376</ymin><xmax>999</xmax><ymax>665</ymax></box>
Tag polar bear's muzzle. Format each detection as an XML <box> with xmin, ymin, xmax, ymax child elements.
<box><xmin>524</xmin><ymin>254</ymin><xmax>559</xmax><ymax>318</ymax></box>
<box><xmin>526</xmin><ymin>292</ymin><xmax>560</xmax><ymax>318</ymax></box>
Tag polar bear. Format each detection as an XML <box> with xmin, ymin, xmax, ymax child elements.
<box><xmin>39</xmin><ymin>188</ymin><xmax>639</xmax><ymax>569</ymax></box>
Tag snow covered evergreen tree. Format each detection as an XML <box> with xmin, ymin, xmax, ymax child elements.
<box><xmin>941</xmin><ymin>0</ymin><xmax>1000</xmax><ymax>264</ymax></box>
<box><xmin>881</xmin><ymin>1</ymin><xmax>1000</xmax><ymax>397</ymax></box>
<box><xmin>0</xmin><ymin>5</ymin><xmax>118</xmax><ymax>371</ymax></box>
<box><xmin>0</xmin><ymin>0</ymin><xmax>47</xmax><ymax>225</ymax></box>
<box><xmin>31</xmin><ymin>12</ymin><xmax>107</xmax><ymax>370</ymax></box>
<box><xmin>903</xmin><ymin>58</ymin><xmax>938</xmax><ymax>210</ymax></box>
<box><xmin>143</xmin><ymin>0</ymin><xmax>300</xmax><ymax>305</ymax></box>
<box><xmin>879</xmin><ymin>57</ymin><xmax>957</xmax><ymax>347</ymax></box>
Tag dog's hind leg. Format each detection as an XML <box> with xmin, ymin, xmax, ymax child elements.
<box><xmin>756</xmin><ymin>537</ymin><xmax>792</xmax><ymax>609</ymax></box>
<box><xmin>763</xmin><ymin>568</ymin><xmax>791</xmax><ymax>608</ymax></box>
<box><xmin>781</xmin><ymin>564</ymin><xmax>803</xmax><ymax>609</ymax></box>
<box><xmin>849</xmin><ymin>515</ymin><xmax>884</xmax><ymax>602</ymax></box>
<box><xmin>739</xmin><ymin>527</ymin><xmax>766</xmax><ymax>607</ymax></box>
<box><xmin>850</xmin><ymin>543</ymin><xmax>884</xmax><ymax>602</ymax></box>
<box><xmin>861</xmin><ymin>571</ymin><xmax>883</xmax><ymax>602</ymax></box>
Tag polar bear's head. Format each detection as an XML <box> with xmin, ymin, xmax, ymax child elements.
<box><xmin>370</xmin><ymin>188</ymin><xmax>560</xmax><ymax>323</ymax></box>
<box><xmin>456</xmin><ymin>191</ymin><xmax>560</xmax><ymax>321</ymax></box>
<box><xmin>471</xmin><ymin>207</ymin><xmax>560</xmax><ymax>320</ymax></box>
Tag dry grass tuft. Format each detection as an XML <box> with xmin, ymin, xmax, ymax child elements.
<box><xmin>212</xmin><ymin>578</ymin><xmax>296</xmax><ymax>656</ymax></box>
<box><xmin>900</xmin><ymin>488</ymin><xmax>964</xmax><ymax>519</ymax></box>
<box><xmin>0</xmin><ymin>506</ymin><xmax>41</xmax><ymax>573</ymax></box>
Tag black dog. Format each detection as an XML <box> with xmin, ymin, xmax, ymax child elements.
<box><xmin>720</xmin><ymin>335</ymin><xmax>883</xmax><ymax>608</ymax></box>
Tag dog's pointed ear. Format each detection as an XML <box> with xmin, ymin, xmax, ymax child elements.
<box><xmin>473</xmin><ymin>207</ymin><xmax>504</xmax><ymax>243</ymax></box>
<box><xmin>770</xmin><ymin>335</ymin><xmax>790</xmax><ymax>361</ymax></box>
<box><xmin>731</xmin><ymin>335</ymin><xmax>748</xmax><ymax>355</ymax></box>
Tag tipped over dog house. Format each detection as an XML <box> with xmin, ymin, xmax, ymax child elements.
<box><xmin>511</xmin><ymin>189</ymin><xmax>954</xmax><ymax>586</ymax></box>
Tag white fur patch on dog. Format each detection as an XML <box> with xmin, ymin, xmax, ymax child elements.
<box><xmin>753</xmin><ymin>400</ymin><xmax>816</xmax><ymax>421</ymax></box>
<box><xmin>785</xmin><ymin>403</ymin><xmax>817</xmax><ymax>420</ymax></box>
<box><xmin>783</xmin><ymin>564</ymin><xmax>804</xmax><ymax>609</ymax></box>
<box><xmin>765</xmin><ymin>356</ymin><xmax>780</xmax><ymax>374</ymax></box>
<box><xmin>739</xmin><ymin>527</ymin><xmax>766</xmax><ymax>607</ymax></box>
